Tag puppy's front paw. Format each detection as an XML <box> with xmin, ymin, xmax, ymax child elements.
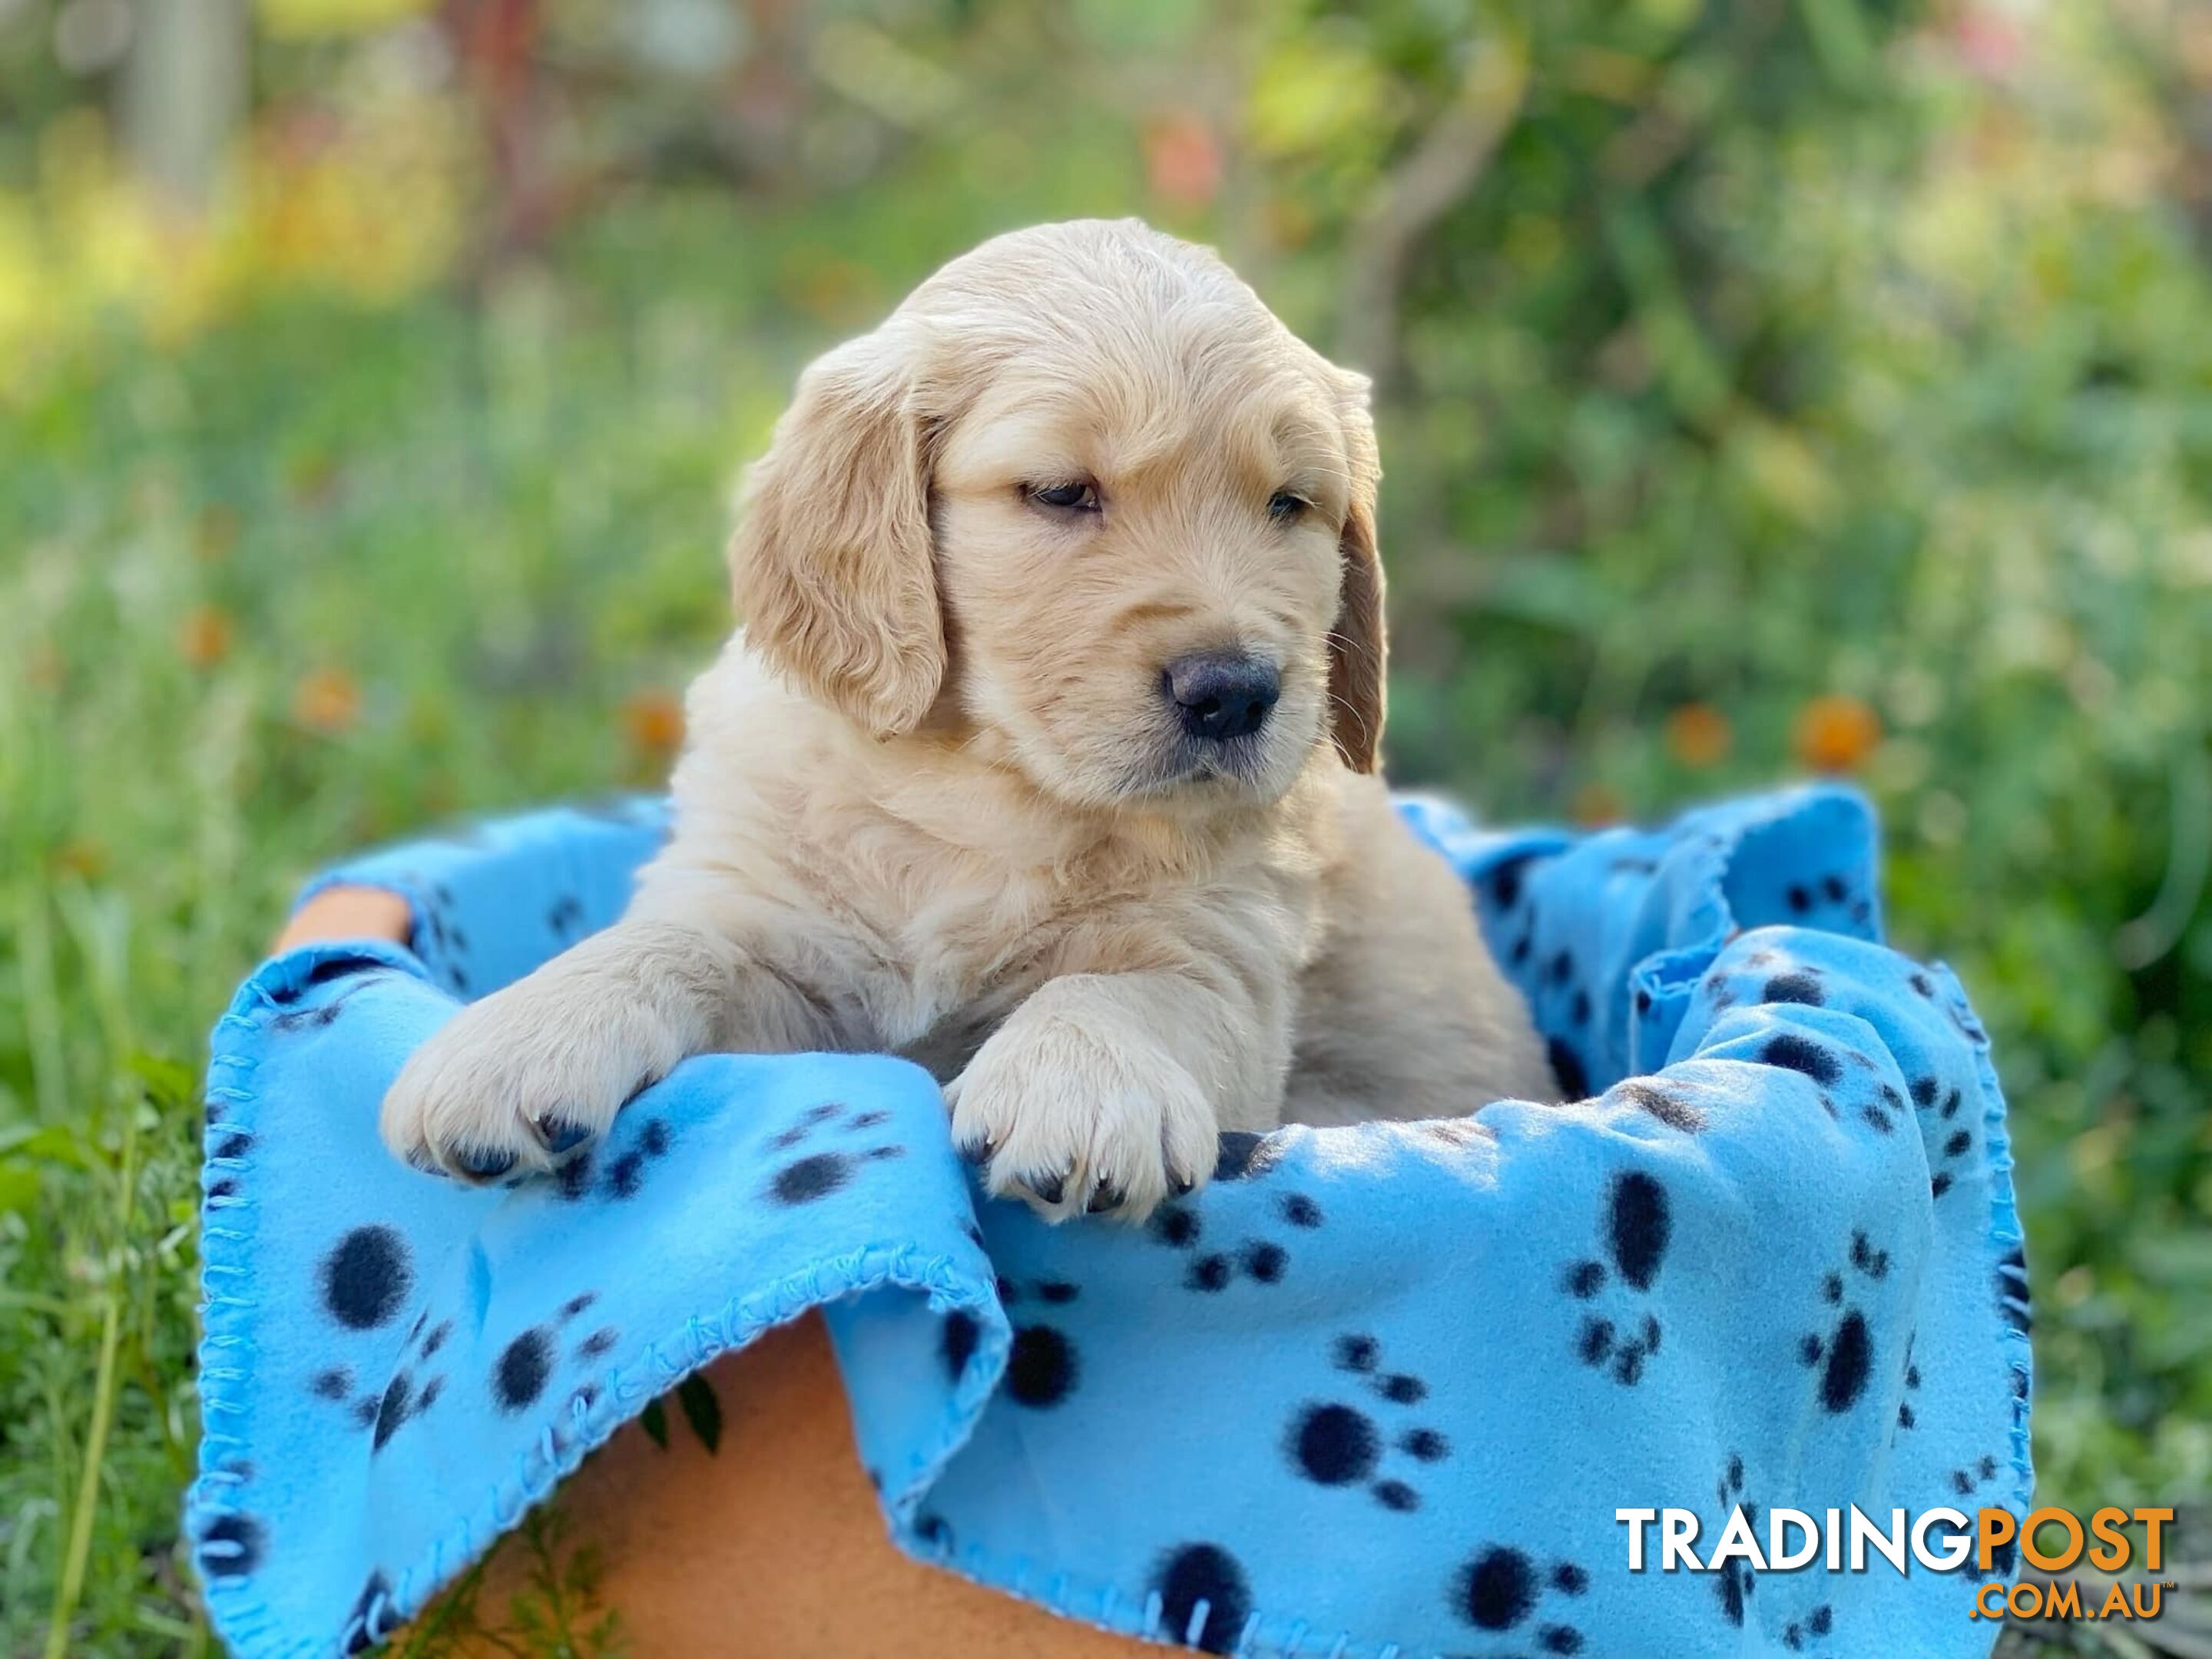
<box><xmin>380</xmin><ymin>980</ymin><xmax>664</xmax><ymax>1183</ymax></box>
<box><xmin>946</xmin><ymin>1002</ymin><xmax>1218</xmax><ymax>1224</ymax></box>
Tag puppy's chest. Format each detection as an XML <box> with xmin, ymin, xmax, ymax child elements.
<box><xmin>823</xmin><ymin>846</ymin><xmax>1299</xmax><ymax>1075</ymax></box>
<box><xmin>837</xmin><ymin>861</ymin><xmax>1096</xmax><ymax>1052</ymax></box>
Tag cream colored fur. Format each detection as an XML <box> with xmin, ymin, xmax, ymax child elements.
<box><xmin>382</xmin><ymin>218</ymin><xmax>1554</xmax><ymax>1220</ymax></box>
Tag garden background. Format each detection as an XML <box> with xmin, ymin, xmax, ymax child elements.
<box><xmin>2</xmin><ymin>0</ymin><xmax>2207</xmax><ymax>1654</ymax></box>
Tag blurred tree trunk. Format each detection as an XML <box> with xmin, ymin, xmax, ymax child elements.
<box><xmin>1336</xmin><ymin>31</ymin><xmax>1528</xmax><ymax>388</ymax></box>
<box><xmin>446</xmin><ymin>0</ymin><xmax>550</xmax><ymax>268</ymax></box>
<box><xmin>121</xmin><ymin>0</ymin><xmax>250</xmax><ymax>217</ymax></box>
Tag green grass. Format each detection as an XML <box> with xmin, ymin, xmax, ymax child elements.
<box><xmin>0</xmin><ymin>270</ymin><xmax>748</xmax><ymax>1654</ymax></box>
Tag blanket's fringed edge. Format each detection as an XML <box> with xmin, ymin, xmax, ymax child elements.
<box><xmin>181</xmin><ymin>939</ymin><xmax>1010</xmax><ymax>1659</ymax></box>
<box><xmin>1935</xmin><ymin>962</ymin><xmax>2036</xmax><ymax>1532</ymax></box>
<box><xmin>825</xmin><ymin>1248</ymin><xmax>1017</xmax><ymax>1526</ymax></box>
<box><xmin>190</xmin><ymin>981</ymin><xmax>271</xmax><ymax>1653</ymax></box>
<box><xmin>360</xmin><ymin>1243</ymin><xmax>1005</xmax><ymax>1659</ymax></box>
<box><xmin>912</xmin><ymin>1508</ymin><xmax>1435</xmax><ymax>1659</ymax></box>
<box><xmin>201</xmin><ymin>786</ymin><xmax>2027</xmax><ymax>1659</ymax></box>
<box><xmin>1688</xmin><ymin>789</ymin><xmax>2033</xmax><ymax>1545</ymax></box>
<box><xmin>188</xmin><ymin>940</ymin><xmax>430</xmax><ymax>1659</ymax></box>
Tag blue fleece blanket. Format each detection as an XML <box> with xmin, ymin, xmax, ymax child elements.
<box><xmin>190</xmin><ymin>784</ymin><xmax>2032</xmax><ymax>1658</ymax></box>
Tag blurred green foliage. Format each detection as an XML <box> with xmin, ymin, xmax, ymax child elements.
<box><xmin>2</xmin><ymin>0</ymin><xmax>2209</xmax><ymax>1652</ymax></box>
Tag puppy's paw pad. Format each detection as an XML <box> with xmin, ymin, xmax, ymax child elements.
<box><xmin>379</xmin><ymin>992</ymin><xmax>644</xmax><ymax>1182</ymax></box>
<box><xmin>949</xmin><ymin>1013</ymin><xmax>1214</xmax><ymax>1224</ymax></box>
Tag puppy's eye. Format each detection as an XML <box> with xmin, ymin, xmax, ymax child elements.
<box><xmin>1027</xmin><ymin>481</ymin><xmax>1100</xmax><ymax>512</ymax></box>
<box><xmin>1268</xmin><ymin>489</ymin><xmax>1310</xmax><ymax>522</ymax></box>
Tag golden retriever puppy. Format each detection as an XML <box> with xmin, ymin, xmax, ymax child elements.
<box><xmin>382</xmin><ymin>218</ymin><xmax>1553</xmax><ymax>1219</ymax></box>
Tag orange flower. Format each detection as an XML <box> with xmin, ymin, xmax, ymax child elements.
<box><xmin>1664</xmin><ymin>702</ymin><xmax>1732</xmax><ymax>768</ymax></box>
<box><xmin>1793</xmin><ymin>694</ymin><xmax>1882</xmax><ymax>773</ymax></box>
<box><xmin>293</xmin><ymin>667</ymin><xmax>363</xmax><ymax>734</ymax></box>
<box><xmin>53</xmin><ymin>839</ymin><xmax>108</xmax><ymax>879</ymax></box>
<box><xmin>1145</xmin><ymin>111</ymin><xmax>1223</xmax><ymax>210</ymax></box>
<box><xmin>1571</xmin><ymin>781</ymin><xmax>1625</xmax><ymax>826</ymax></box>
<box><xmin>178</xmin><ymin>604</ymin><xmax>234</xmax><ymax>668</ymax></box>
<box><xmin>622</xmin><ymin>688</ymin><xmax>686</xmax><ymax>758</ymax></box>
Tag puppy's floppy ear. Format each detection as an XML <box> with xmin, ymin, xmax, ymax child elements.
<box><xmin>1327</xmin><ymin>370</ymin><xmax>1386</xmax><ymax>774</ymax></box>
<box><xmin>729</xmin><ymin>320</ymin><xmax>944</xmax><ymax>737</ymax></box>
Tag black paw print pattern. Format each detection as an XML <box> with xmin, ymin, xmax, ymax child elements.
<box><xmin>1713</xmin><ymin>1455</ymin><xmax>1758</xmax><ymax>1627</ymax></box>
<box><xmin>758</xmin><ymin>1102</ymin><xmax>905</xmax><ymax>1207</ymax></box>
<box><xmin>491</xmin><ymin>1291</ymin><xmax>620</xmax><ymax>1449</ymax></box>
<box><xmin>194</xmin><ymin>1510</ymin><xmax>267</xmax><ymax>1583</ymax></box>
<box><xmin>1896</xmin><ymin>1334</ymin><xmax>1922</xmax><ymax>1432</ymax></box>
<box><xmin>941</xmin><ymin>1277</ymin><xmax>1081</xmax><ymax>1394</ymax></box>
<box><xmin>304</xmin><ymin>1218</ymin><xmax>618</xmax><ymax>1459</ymax></box>
<box><xmin>343</xmin><ymin>1569</ymin><xmax>399</xmax><ymax>1654</ymax></box>
<box><xmin>1753</xmin><ymin>1027</ymin><xmax>1904</xmax><ymax>1134</ymax></box>
<box><xmin>1148</xmin><ymin>1541</ymin><xmax>1253</xmax><ymax>1654</ymax></box>
<box><xmin>1995</xmin><ymin>1242</ymin><xmax>2032</xmax><ymax>1335</ymax></box>
<box><xmin>1779</xmin><ymin>869</ymin><xmax>1875</xmax><ymax>935</ymax></box>
<box><xmin>412</xmin><ymin>882</ymin><xmax>473</xmax><ymax>998</ymax></box>
<box><xmin>1699</xmin><ymin>960</ymin><xmax>1741</xmax><ymax>1016</ymax></box>
<box><xmin>1906</xmin><ymin>965</ymin><xmax>1991</xmax><ymax>1049</ymax></box>
<box><xmin>1613</xmin><ymin>1079</ymin><xmax>1708</xmax><ymax>1134</ymax></box>
<box><xmin>1945</xmin><ymin>1452</ymin><xmax>2002</xmax><ymax>1502</ymax></box>
<box><xmin>1548</xmin><ymin>1035</ymin><xmax>1589</xmax><ymax>1101</ymax></box>
<box><xmin>264</xmin><ymin>954</ymin><xmax>392</xmax><ymax>1034</ymax></box>
<box><xmin>553</xmin><ymin>1116</ymin><xmax>678</xmax><ymax>1202</ymax></box>
<box><xmin>1561</xmin><ymin>1171</ymin><xmax>1671</xmax><ymax>1385</ymax></box>
<box><xmin>306</xmin><ymin>1224</ymin><xmax>422</xmax><ymax>1440</ymax></box>
<box><xmin>1909</xmin><ymin>1072</ymin><xmax>1974</xmax><ymax>1197</ymax></box>
<box><xmin>1452</xmin><ymin>1545</ymin><xmax>1590</xmax><ymax>1654</ymax></box>
<box><xmin>1178</xmin><ymin>1188</ymin><xmax>1324</xmax><ymax>1293</ymax></box>
<box><xmin>1418</xmin><ymin>1117</ymin><xmax>1496</xmax><ymax>1150</ymax></box>
<box><xmin>359</xmin><ymin>1308</ymin><xmax>460</xmax><ymax>1452</ymax></box>
<box><xmin>1210</xmin><ymin>1130</ymin><xmax>1290</xmax><ymax>1184</ymax></box>
<box><xmin>545</xmin><ymin>893</ymin><xmax>585</xmax><ymax>943</ymax></box>
<box><xmin>318</xmin><ymin>1225</ymin><xmax>412</xmax><ymax>1333</ymax></box>
<box><xmin>959</xmin><ymin>1277</ymin><xmax>1081</xmax><ymax>1410</ymax></box>
<box><xmin>938</xmin><ymin>1309</ymin><xmax>982</xmax><ymax>1386</ymax></box>
<box><xmin>1798</xmin><ymin>1232</ymin><xmax>1889</xmax><ymax>1412</ymax></box>
<box><xmin>1281</xmin><ymin>1335</ymin><xmax>1451</xmax><ymax>1512</ymax></box>
<box><xmin>203</xmin><ymin>1117</ymin><xmax>253</xmax><ymax>1208</ymax></box>
<box><xmin>1476</xmin><ymin>849</ymin><xmax>1549</xmax><ymax>982</ymax></box>
<box><xmin>1783</xmin><ymin>1603</ymin><xmax>1836</xmax><ymax>1651</ymax></box>
<box><xmin>1472</xmin><ymin>846</ymin><xmax>1609</xmax><ymax>1100</ymax></box>
<box><xmin>1963</xmin><ymin>1497</ymin><xmax>2023</xmax><ymax>1584</ymax></box>
<box><xmin>1968</xmin><ymin>1538</ymin><xmax>2021</xmax><ymax>1586</ymax></box>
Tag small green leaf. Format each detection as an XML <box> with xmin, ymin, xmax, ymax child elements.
<box><xmin>4</xmin><ymin>1125</ymin><xmax>98</xmax><ymax>1170</ymax></box>
<box><xmin>638</xmin><ymin>1397</ymin><xmax>668</xmax><ymax>1450</ymax></box>
<box><xmin>675</xmin><ymin>1373</ymin><xmax>721</xmax><ymax>1456</ymax></box>
<box><xmin>0</xmin><ymin>1160</ymin><xmax>36</xmax><ymax>1214</ymax></box>
<box><xmin>125</xmin><ymin>1051</ymin><xmax>197</xmax><ymax>1105</ymax></box>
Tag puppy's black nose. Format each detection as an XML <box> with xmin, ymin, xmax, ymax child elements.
<box><xmin>1164</xmin><ymin>652</ymin><xmax>1280</xmax><ymax>743</ymax></box>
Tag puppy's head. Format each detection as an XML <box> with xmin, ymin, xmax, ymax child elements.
<box><xmin>730</xmin><ymin>218</ymin><xmax>1385</xmax><ymax>810</ymax></box>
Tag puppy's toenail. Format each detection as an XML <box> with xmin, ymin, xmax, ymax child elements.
<box><xmin>1087</xmin><ymin>1181</ymin><xmax>1125</xmax><ymax>1214</ymax></box>
<box><xmin>534</xmin><ymin>1116</ymin><xmax>591</xmax><ymax>1155</ymax></box>
<box><xmin>455</xmin><ymin>1145</ymin><xmax>518</xmax><ymax>1180</ymax></box>
<box><xmin>1029</xmin><ymin>1171</ymin><xmax>1067</xmax><ymax>1206</ymax></box>
<box><xmin>1169</xmin><ymin>1171</ymin><xmax>1195</xmax><ymax>1197</ymax></box>
<box><xmin>959</xmin><ymin>1137</ymin><xmax>996</xmax><ymax>1167</ymax></box>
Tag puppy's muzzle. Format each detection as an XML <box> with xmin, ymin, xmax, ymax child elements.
<box><xmin>1164</xmin><ymin>651</ymin><xmax>1280</xmax><ymax>744</ymax></box>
